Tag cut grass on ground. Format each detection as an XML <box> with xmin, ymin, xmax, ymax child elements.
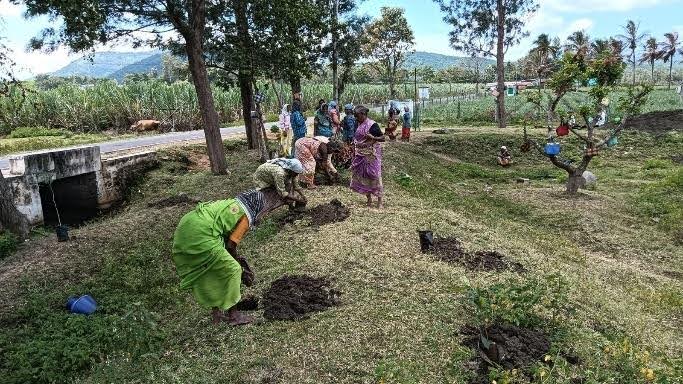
<box><xmin>0</xmin><ymin>129</ymin><xmax>681</xmax><ymax>383</ymax></box>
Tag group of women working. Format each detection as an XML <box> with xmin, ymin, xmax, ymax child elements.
<box><xmin>171</xmin><ymin>101</ymin><xmax>389</xmax><ymax>325</ymax></box>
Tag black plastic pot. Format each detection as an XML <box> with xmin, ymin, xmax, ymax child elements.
<box><xmin>418</xmin><ymin>230</ymin><xmax>433</xmax><ymax>253</ymax></box>
<box><xmin>56</xmin><ymin>225</ymin><xmax>69</xmax><ymax>242</ymax></box>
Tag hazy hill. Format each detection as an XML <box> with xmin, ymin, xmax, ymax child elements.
<box><xmin>51</xmin><ymin>51</ymin><xmax>160</xmax><ymax>78</ymax></box>
<box><xmin>404</xmin><ymin>51</ymin><xmax>495</xmax><ymax>70</ymax></box>
<box><xmin>108</xmin><ymin>53</ymin><xmax>164</xmax><ymax>82</ymax></box>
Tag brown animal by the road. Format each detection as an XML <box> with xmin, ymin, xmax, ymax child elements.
<box><xmin>130</xmin><ymin>119</ymin><xmax>161</xmax><ymax>132</ymax></box>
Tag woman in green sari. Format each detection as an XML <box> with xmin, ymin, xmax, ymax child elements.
<box><xmin>172</xmin><ymin>189</ymin><xmax>287</xmax><ymax>325</ymax></box>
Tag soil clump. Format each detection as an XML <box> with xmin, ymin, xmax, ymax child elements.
<box><xmin>262</xmin><ymin>275</ymin><xmax>341</xmax><ymax>321</ymax></box>
<box><xmin>426</xmin><ymin>237</ymin><xmax>525</xmax><ymax>272</ymax></box>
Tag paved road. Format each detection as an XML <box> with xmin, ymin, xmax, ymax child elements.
<box><xmin>0</xmin><ymin>125</ymin><xmax>248</xmax><ymax>171</ymax></box>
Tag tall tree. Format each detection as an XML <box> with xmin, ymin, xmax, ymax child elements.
<box><xmin>435</xmin><ymin>0</ymin><xmax>539</xmax><ymax>128</ymax></box>
<box><xmin>363</xmin><ymin>7</ymin><xmax>415</xmax><ymax>99</ymax></box>
<box><xmin>565</xmin><ymin>31</ymin><xmax>591</xmax><ymax>58</ymax></box>
<box><xmin>18</xmin><ymin>0</ymin><xmax>229</xmax><ymax>174</ymax></box>
<box><xmin>530</xmin><ymin>34</ymin><xmax>560</xmax><ymax>89</ymax></box>
<box><xmin>659</xmin><ymin>32</ymin><xmax>681</xmax><ymax>89</ymax></box>
<box><xmin>322</xmin><ymin>0</ymin><xmax>367</xmax><ymax>101</ymax></box>
<box><xmin>618</xmin><ymin>20</ymin><xmax>646</xmax><ymax>85</ymax></box>
<box><xmin>639</xmin><ymin>37</ymin><xmax>661</xmax><ymax>83</ymax></box>
<box><xmin>0</xmin><ymin>37</ymin><xmax>30</xmax><ymax>238</ymax></box>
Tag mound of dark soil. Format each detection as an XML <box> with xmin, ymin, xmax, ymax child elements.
<box><xmin>427</xmin><ymin>237</ymin><xmax>525</xmax><ymax>272</ymax></box>
<box><xmin>147</xmin><ymin>193</ymin><xmax>198</xmax><ymax>208</ymax></box>
<box><xmin>461</xmin><ymin>324</ymin><xmax>550</xmax><ymax>383</ymax></box>
<box><xmin>281</xmin><ymin>199</ymin><xmax>350</xmax><ymax>226</ymax></box>
<box><xmin>262</xmin><ymin>275</ymin><xmax>341</xmax><ymax>321</ymax></box>
<box><xmin>625</xmin><ymin>109</ymin><xmax>683</xmax><ymax>133</ymax></box>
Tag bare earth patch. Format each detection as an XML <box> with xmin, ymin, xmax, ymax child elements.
<box><xmin>262</xmin><ymin>275</ymin><xmax>341</xmax><ymax>321</ymax></box>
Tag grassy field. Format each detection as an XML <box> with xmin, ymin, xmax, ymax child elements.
<box><xmin>0</xmin><ymin>128</ymin><xmax>118</xmax><ymax>156</ymax></box>
<box><xmin>421</xmin><ymin>89</ymin><xmax>683</xmax><ymax>126</ymax></box>
<box><xmin>0</xmin><ymin>128</ymin><xmax>681</xmax><ymax>383</ymax></box>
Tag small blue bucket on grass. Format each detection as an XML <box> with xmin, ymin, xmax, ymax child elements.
<box><xmin>66</xmin><ymin>295</ymin><xmax>97</xmax><ymax>315</ymax></box>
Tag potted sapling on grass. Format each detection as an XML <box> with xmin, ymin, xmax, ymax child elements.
<box><xmin>522</xmin><ymin>46</ymin><xmax>651</xmax><ymax>194</ymax></box>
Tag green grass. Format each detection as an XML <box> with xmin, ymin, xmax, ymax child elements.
<box><xmin>0</xmin><ymin>231</ymin><xmax>18</xmax><ymax>260</ymax></box>
<box><xmin>420</xmin><ymin>88</ymin><xmax>683</xmax><ymax>126</ymax></box>
<box><xmin>0</xmin><ymin>132</ymin><xmax>681</xmax><ymax>383</ymax></box>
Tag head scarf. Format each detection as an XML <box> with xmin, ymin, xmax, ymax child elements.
<box><xmin>281</xmin><ymin>104</ymin><xmax>290</xmax><ymax>116</ymax></box>
<box><xmin>329</xmin><ymin>100</ymin><xmax>337</xmax><ymax>109</ymax></box>
<box><xmin>344</xmin><ymin>103</ymin><xmax>354</xmax><ymax>111</ymax></box>
<box><xmin>236</xmin><ymin>190</ymin><xmax>265</xmax><ymax>227</ymax></box>
<box><xmin>267</xmin><ymin>158</ymin><xmax>304</xmax><ymax>174</ymax></box>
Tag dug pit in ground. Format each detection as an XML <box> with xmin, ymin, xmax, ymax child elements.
<box><xmin>280</xmin><ymin>198</ymin><xmax>351</xmax><ymax>226</ymax></box>
<box><xmin>262</xmin><ymin>275</ymin><xmax>341</xmax><ymax>321</ymax></box>
<box><xmin>461</xmin><ymin>324</ymin><xmax>551</xmax><ymax>383</ymax></box>
<box><xmin>425</xmin><ymin>237</ymin><xmax>525</xmax><ymax>272</ymax></box>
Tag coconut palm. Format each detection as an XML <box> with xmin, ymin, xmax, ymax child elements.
<box><xmin>639</xmin><ymin>37</ymin><xmax>660</xmax><ymax>84</ymax></box>
<box><xmin>565</xmin><ymin>31</ymin><xmax>591</xmax><ymax>58</ymax></box>
<box><xmin>531</xmin><ymin>34</ymin><xmax>560</xmax><ymax>87</ymax></box>
<box><xmin>618</xmin><ymin>20</ymin><xmax>646</xmax><ymax>85</ymax></box>
<box><xmin>659</xmin><ymin>32</ymin><xmax>681</xmax><ymax>89</ymax></box>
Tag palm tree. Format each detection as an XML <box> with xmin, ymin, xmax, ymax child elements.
<box><xmin>659</xmin><ymin>32</ymin><xmax>681</xmax><ymax>89</ymax></box>
<box><xmin>592</xmin><ymin>39</ymin><xmax>611</xmax><ymax>56</ymax></box>
<box><xmin>530</xmin><ymin>34</ymin><xmax>560</xmax><ymax>89</ymax></box>
<box><xmin>639</xmin><ymin>37</ymin><xmax>660</xmax><ymax>84</ymax></box>
<box><xmin>618</xmin><ymin>20</ymin><xmax>646</xmax><ymax>85</ymax></box>
<box><xmin>565</xmin><ymin>31</ymin><xmax>591</xmax><ymax>58</ymax></box>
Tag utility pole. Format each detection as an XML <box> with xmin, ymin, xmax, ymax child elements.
<box><xmin>331</xmin><ymin>0</ymin><xmax>339</xmax><ymax>102</ymax></box>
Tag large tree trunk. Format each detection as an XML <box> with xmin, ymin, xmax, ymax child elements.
<box><xmin>238</xmin><ymin>70</ymin><xmax>255</xmax><ymax>149</ymax></box>
<box><xmin>651</xmin><ymin>62</ymin><xmax>655</xmax><ymax>84</ymax></box>
<box><xmin>331</xmin><ymin>0</ymin><xmax>339</xmax><ymax>102</ymax></box>
<box><xmin>668</xmin><ymin>59</ymin><xmax>673</xmax><ymax>89</ymax></box>
<box><xmin>0</xmin><ymin>170</ymin><xmax>29</xmax><ymax>238</ymax></box>
<box><xmin>185</xmin><ymin>35</ymin><xmax>228</xmax><ymax>175</ymax></box>
<box><xmin>234</xmin><ymin>0</ymin><xmax>256</xmax><ymax>149</ymax></box>
<box><xmin>495</xmin><ymin>0</ymin><xmax>506</xmax><ymax>128</ymax></box>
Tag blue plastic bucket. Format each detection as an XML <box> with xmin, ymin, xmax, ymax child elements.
<box><xmin>544</xmin><ymin>143</ymin><xmax>561</xmax><ymax>156</ymax></box>
<box><xmin>607</xmin><ymin>136</ymin><xmax>618</xmax><ymax>147</ymax></box>
<box><xmin>68</xmin><ymin>295</ymin><xmax>97</xmax><ymax>315</ymax></box>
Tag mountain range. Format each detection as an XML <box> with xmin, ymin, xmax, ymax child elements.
<box><xmin>48</xmin><ymin>50</ymin><xmax>494</xmax><ymax>80</ymax></box>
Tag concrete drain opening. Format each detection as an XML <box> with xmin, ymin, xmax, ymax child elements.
<box><xmin>38</xmin><ymin>173</ymin><xmax>99</xmax><ymax>227</ymax></box>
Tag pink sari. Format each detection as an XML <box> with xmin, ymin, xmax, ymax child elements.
<box><xmin>350</xmin><ymin>118</ymin><xmax>383</xmax><ymax>197</ymax></box>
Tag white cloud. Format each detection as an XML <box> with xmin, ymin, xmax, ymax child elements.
<box><xmin>543</xmin><ymin>0</ymin><xmax>668</xmax><ymax>13</ymax></box>
<box><xmin>0</xmin><ymin>1</ymin><xmax>23</xmax><ymax>17</ymax></box>
<box><xmin>566</xmin><ymin>18</ymin><xmax>594</xmax><ymax>33</ymax></box>
<box><xmin>7</xmin><ymin>42</ymin><xmax>76</xmax><ymax>80</ymax></box>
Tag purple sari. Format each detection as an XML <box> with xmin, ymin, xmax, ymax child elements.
<box><xmin>350</xmin><ymin>118</ymin><xmax>383</xmax><ymax>196</ymax></box>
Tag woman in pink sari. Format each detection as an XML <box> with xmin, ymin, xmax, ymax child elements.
<box><xmin>350</xmin><ymin>106</ymin><xmax>385</xmax><ymax>208</ymax></box>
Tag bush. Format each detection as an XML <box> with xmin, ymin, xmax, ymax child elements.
<box><xmin>7</xmin><ymin>127</ymin><xmax>69</xmax><ymax>139</ymax></box>
<box><xmin>0</xmin><ymin>231</ymin><xmax>18</xmax><ymax>259</ymax></box>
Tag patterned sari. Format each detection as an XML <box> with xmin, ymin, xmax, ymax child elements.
<box><xmin>295</xmin><ymin>137</ymin><xmax>323</xmax><ymax>186</ymax></box>
<box><xmin>350</xmin><ymin>118</ymin><xmax>383</xmax><ymax>197</ymax></box>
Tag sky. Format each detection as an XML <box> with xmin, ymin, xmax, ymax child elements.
<box><xmin>1</xmin><ymin>0</ymin><xmax>683</xmax><ymax>79</ymax></box>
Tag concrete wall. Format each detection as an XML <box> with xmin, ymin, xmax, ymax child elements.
<box><xmin>97</xmin><ymin>151</ymin><xmax>158</xmax><ymax>209</ymax></box>
<box><xmin>7</xmin><ymin>146</ymin><xmax>158</xmax><ymax>225</ymax></box>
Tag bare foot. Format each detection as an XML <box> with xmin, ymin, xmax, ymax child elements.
<box><xmin>377</xmin><ymin>203</ymin><xmax>384</xmax><ymax>209</ymax></box>
<box><xmin>307</xmin><ymin>184</ymin><xmax>317</xmax><ymax>190</ymax></box>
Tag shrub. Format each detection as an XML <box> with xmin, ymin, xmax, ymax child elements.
<box><xmin>7</xmin><ymin>127</ymin><xmax>69</xmax><ymax>139</ymax></box>
<box><xmin>0</xmin><ymin>231</ymin><xmax>18</xmax><ymax>260</ymax></box>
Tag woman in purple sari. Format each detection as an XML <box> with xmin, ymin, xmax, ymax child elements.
<box><xmin>350</xmin><ymin>106</ymin><xmax>386</xmax><ymax>208</ymax></box>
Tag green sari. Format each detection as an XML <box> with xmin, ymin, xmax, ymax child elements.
<box><xmin>172</xmin><ymin>199</ymin><xmax>245</xmax><ymax>310</ymax></box>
